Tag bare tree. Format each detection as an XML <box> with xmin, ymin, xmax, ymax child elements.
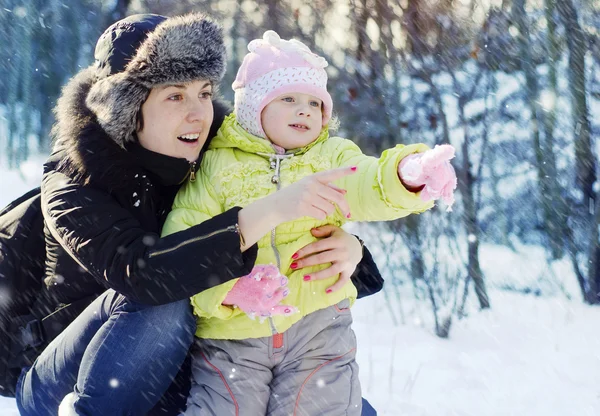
<box><xmin>541</xmin><ymin>0</ymin><xmax>567</xmax><ymax>259</ymax></box>
<box><xmin>556</xmin><ymin>0</ymin><xmax>599</xmax><ymax>304</ymax></box>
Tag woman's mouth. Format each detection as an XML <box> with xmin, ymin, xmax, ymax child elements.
<box><xmin>177</xmin><ymin>133</ymin><xmax>200</xmax><ymax>143</ymax></box>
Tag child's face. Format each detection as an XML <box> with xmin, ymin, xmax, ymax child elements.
<box><xmin>137</xmin><ymin>79</ymin><xmax>214</xmax><ymax>162</ymax></box>
<box><xmin>261</xmin><ymin>93</ymin><xmax>323</xmax><ymax>150</ymax></box>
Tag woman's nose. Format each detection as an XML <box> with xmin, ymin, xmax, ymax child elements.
<box><xmin>187</xmin><ymin>102</ymin><xmax>207</xmax><ymax>122</ymax></box>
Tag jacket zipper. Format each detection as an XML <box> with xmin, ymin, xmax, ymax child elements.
<box><xmin>148</xmin><ymin>225</ymin><xmax>237</xmax><ymax>258</ymax></box>
<box><xmin>268</xmin><ymin>154</ymin><xmax>288</xmax><ymax>335</ymax></box>
<box><xmin>189</xmin><ymin>161</ymin><xmax>197</xmax><ymax>182</ymax></box>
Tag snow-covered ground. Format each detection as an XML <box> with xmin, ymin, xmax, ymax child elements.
<box><xmin>1</xmin><ymin>160</ymin><xmax>599</xmax><ymax>415</ymax></box>
<box><xmin>355</xmin><ymin>291</ymin><xmax>600</xmax><ymax>416</ymax></box>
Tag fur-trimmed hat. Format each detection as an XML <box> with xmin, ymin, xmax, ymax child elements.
<box><xmin>233</xmin><ymin>30</ymin><xmax>333</xmax><ymax>139</ymax></box>
<box><xmin>86</xmin><ymin>13</ymin><xmax>226</xmax><ymax>148</ymax></box>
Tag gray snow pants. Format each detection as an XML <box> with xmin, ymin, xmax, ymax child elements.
<box><xmin>185</xmin><ymin>299</ymin><xmax>361</xmax><ymax>416</ymax></box>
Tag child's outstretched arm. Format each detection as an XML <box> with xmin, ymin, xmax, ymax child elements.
<box><xmin>327</xmin><ymin>138</ymin><xmax>457</xmax><ymax>220</ymax></box>
<box><xmin>328</xmin><ymin>139</ymin><xmax>432</xmax><ymax>221</ymax></box>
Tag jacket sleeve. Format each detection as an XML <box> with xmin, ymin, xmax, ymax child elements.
<box><xmin>350</xmin><ymin>242</ymin><xmax>384</xmax><ymax>299</ymax></box>
<box><xmin>41</xmin><ymin>169</ymin><xmax>257</xmax><ymax>306</ymax></box>
<box><xmin>162</xmin><ymin>157</ymin><xmax>246</xmax><ymax>320</ymax></box>
<box><xmin>326</xmin><ymin>137</ymin><xmax>435</xmax><ymax>221</ymax></box>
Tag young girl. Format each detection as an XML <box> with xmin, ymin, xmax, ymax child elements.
<box><xmin>162</xmin><ymin>31</ymin><xmax>456</xmax><ymax>415</ymax></box>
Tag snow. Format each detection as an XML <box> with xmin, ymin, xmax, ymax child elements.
<box><xmin>1</xmin><ymin>162</ymin><xmax>600</xmax><ymax>415</ymax></box>
<box><xmin>355</xmin><ymin>290</ymin><xmax>600</xmax><ymax>415</ymax></box>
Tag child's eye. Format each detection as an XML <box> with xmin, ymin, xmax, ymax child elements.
<box><xmin>310</xmin><ymin>101</ymin><xmax>321</xmax><ymax>107</ymax></box>
<box><xmin>282</xmin><ymin>97</ymin><xmax>294</xmax><ymax>102</ymax></box>
<box><xmin>200</xmin><ymin>91</ymin><xmax>213</xmax><ymax>99</ymax></box>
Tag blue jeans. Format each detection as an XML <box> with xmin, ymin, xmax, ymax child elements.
<box><xmin>362</xmin><ymin>398</ymin><xmax>378</xmax><ymax>416</ymax></box>
<box><xmin>16</xmin><ymin>289</ymin><xmax>196</xmax><ymax>416</ymax></box>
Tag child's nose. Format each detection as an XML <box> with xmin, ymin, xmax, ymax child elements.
<box><xmin>297</xmin><ymin>106</ymin><xmax>311</xmax><ymax>117</ymax></box>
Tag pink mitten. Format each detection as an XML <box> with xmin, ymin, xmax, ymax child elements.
<box><xmin>398</xmin><ymin>144</ymin><xmax>458</xmax><ymax>211</ymax></box>
<box><xmin>222</xmin><ymin>264</ymin><xmax>298</xmax><ymax>320</ymax></box>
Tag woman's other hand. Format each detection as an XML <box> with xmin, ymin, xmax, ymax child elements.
<box><xmin>291</xmin><ymin>225</ymin><xmax>362</xmax><ymax>294</ymax></box>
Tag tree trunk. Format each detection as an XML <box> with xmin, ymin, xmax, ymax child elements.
<box><xmin>404</xmin><ymin>0</ymin><xmax>428</xmax><ymax>57</ymax></box>
<box><xmin>456</xmin><ymin>91</ymin><xmax>491</xmax><ymax>310</ymax></box>
<box><xmin>556</xmin><ymin>0</ymin><xmax>596</xmax><ymax>202</ymax></box>
<box><xmin>351</xmin><ymin>0</ymin><xmax>370</xmax><ymax>86</ymax></box>
<box><xmin>18</xmin><ymin>0</ymin><xmax>35</xmax><ymax>165</ymax></box>
<box><xmin>542</xmin><ymin>0</ymin><xmax>567</xmax><ymax>259</ymax></box>
<box><xmin>556</xmin><ymin>0</ymin><xmax>599</xmax><ymax>303</ymax></box>
<box><xmin>6</xmin><ymin>5</ymin><xmax>21</xmax><ymax>169</ymax></box>
<box><xmin>514</xmin><ymin>0</ymin><xmax>560</xmax><ymax>259</ymax></box>
<box><xmin>265</xmin><ymin>0</ymin><xmax>281</xmax><ymax>35</ymax></box>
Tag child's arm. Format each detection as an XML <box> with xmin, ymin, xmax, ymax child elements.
<box><xmin>327</xmin><ymin>138</ymin><xmax>435</xmax><ymax>221</ymax></box>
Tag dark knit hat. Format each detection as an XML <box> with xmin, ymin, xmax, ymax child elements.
<box><xmin>86</xmin><ymin>13</ymin><xmax>226</xmax><ymax>147</ymax></box>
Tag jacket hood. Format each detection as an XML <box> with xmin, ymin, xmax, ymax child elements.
<box><xmin>50</xmin><ymin>66</ymin><xmax>231</xmax><ymax>191</ymax></box>
<box><xmin>209</xmin><ymin>114</ymin><xmax>329</xmax><ymax>157</ymax></box>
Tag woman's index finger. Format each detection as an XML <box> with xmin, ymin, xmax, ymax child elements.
<box><xmin>314</xmin><ymin>166</ymin><xmax>357</xmax><ymax>183</ymax></box>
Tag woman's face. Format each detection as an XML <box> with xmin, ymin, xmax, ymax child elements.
<box><xmin>137</xmin><ymin>79</ymin><xmax>214</xmax><ymax>162</ymax></box>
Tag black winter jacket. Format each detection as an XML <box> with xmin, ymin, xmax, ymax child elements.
<box><xmin>41</xmin><ymin>68</ymin><xmax>257</xmax><ymax>309</ymax></box>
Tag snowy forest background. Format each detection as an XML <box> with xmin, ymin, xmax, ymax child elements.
<box><xmin>1</xmin><ymin>0</ymin><xmax>600</xmax><ymax>414</ymax></box>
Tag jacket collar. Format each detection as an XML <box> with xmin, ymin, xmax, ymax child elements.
<box><xmin>127</xmin><ymin>143</ymin><xmax>199</xmax><ymax>186</ymax></box>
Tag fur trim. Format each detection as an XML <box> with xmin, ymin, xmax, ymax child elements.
<box><xmin>58</xmin><ymin>392</ymin><xmax>78</xmax><ymax>415</ymax></box>
<box><xmin>51</xmin><ymin>66</ymin><xmax>231</xmax><ymax>192</ymax></box>
<box><xmin>86</xmin><ymin>13</ymin><xmax>226</xmax><ymax>148</ymax></box>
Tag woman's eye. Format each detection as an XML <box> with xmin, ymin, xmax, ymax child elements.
<box><xmin>168</xmin><ymin>94</ymin><xmax>183</xmax><ymax>101</ymax></box>
<box><xmin>200</xmin><ymin>91</ymin><xmax>213</xmax><ymax>99</ymax></box>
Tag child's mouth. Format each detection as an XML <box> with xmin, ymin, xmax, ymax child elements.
<box><xmin>289</xmin><ymin>124</ymin><xmax>309</xmax><ymax>131</ymax></box>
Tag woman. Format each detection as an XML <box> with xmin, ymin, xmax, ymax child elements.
<box><xmin>15</xmin><ymin>13</ymin><xmax>382</xmax><ymax>416</ymax></box>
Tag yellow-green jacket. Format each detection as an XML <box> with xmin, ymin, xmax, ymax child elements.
<box><xmin>162</xmin><ymin>114</ymin><xmax>434</xmax><ymax>340</ymax></box>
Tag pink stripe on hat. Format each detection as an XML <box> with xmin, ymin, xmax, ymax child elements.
<box><xmin>233</xmin><ymin>31</ymin><xmax>333</xmax><ymax>138</ymax></box>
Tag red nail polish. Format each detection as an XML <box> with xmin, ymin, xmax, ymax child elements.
<box><xmin>290</xmin><ymin>262</ymin><xmax>298</xmax><ymax>269</ymax></box>
<box><xmin>346</xmin><ymin>212</ymin><xmax>351</xmax><ymax>219</ymax></box>
<box><xmin>326</xmin><ymin>289</ymin><xmax>333</xmax><ymax>294</ymax></box>
<box><xmin>350</xmin><ymin>166</ymin><xmax>357</xmax><ymax>171</ymax></box>
<box><xmin>292</xmin><ymin>252</ymin><xmax>299</xmax><ymax>260</ymax></box>
<box><xmin>303</xmin><ymin>275</ymin><xmax>311</xmax><ymax>281</ymax></box>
